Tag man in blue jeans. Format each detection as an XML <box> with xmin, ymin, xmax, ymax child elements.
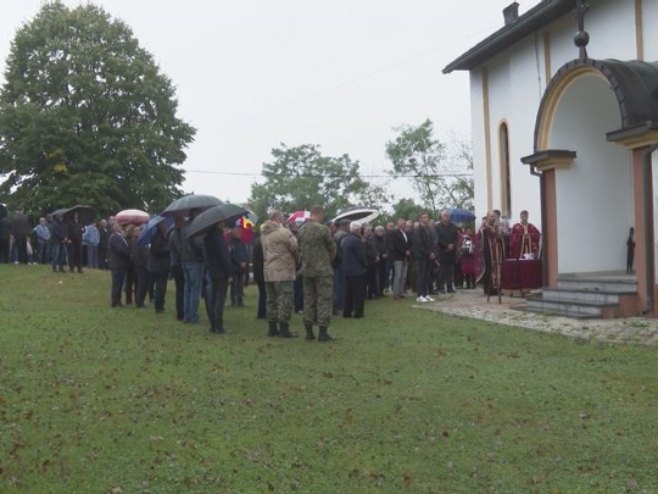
<box><xmin>181</xmin><ymin>209</ymin><xmax>205</xmax><ymax>323</ymax></box>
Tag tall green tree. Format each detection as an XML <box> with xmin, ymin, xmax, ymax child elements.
<box><xmin>0</xmin><ymin>1</ymin><xmax>195</xmax><ymax>215</ymax></box>
<box><xmin>249</xmin><ymin>143</ymin><xmax>387</xmax><ymax>222</ymax></box>
<box><xmin>385</xmin><ymin>119</ymin><xmax>473</xmax><ymax>216</ymax></box>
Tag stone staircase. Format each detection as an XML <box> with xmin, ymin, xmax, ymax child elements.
<box><xmin>525</xmin><ymin>273</ymin><xmax>639</xmax><ymax>319</ymax></box>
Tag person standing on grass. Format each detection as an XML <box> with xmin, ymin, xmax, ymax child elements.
<box><xmin>390</xmin><ymin>218</ymin><xmax>410</xmax><ymax>299</ymax></box>
<box><xmin>98</xmin><ymin>219</ymin><xmax>110</xmax><ymax>270</ymax></box>
<box><xmin>34</xmin><ymin>217</ymin><xmax>51</xmax><ymax>264</ymax></box>
<box><xmin>50</xmin><ymin>213</ymin><xmax>68</xmax><ymax>272</ymax></box>
<box><xmin>66</xmin><ymin>211</ymin><xmax>84</xmax><ymax>273</ymax></box>
<box><xmin>181</xmin><ymin>208</ymin><xmax>205</xmax><ymax>324</ymax></box>
<box><xmin>251</xmin><ymin>232</ymin><xmax>267</xmax><ymax>319</ymax></box>
<box><xmin>412</xmin><ymin>212</ymin><xmax>436</xmax><ymax>303</ymax></box>
<box><xmin>132</xmin><ymin>226</ymin><xmax>150</xmax><ymax>308</ymax></box>
<box><xmin>108</xmin><ymin>223</ymin><xmax>130</xmax><ymax>307</ymax></box>
<box><xmin>261</xmin><ymin>210</ymin><xmax>299</xmax><ymax>338</ymax></box>
<box><xmin>203</xmin><ymin>222</ymin><xmax>233</xmax><ymax>334</ymax></box>
<box><xmin>229</xmin><ymin>226</ymin><xmax>248</xmax><ymax>307</ymax></box>
<box><xmin>148</xmin><ymin>221</ymin><xmax>170</xmax><ymax>314</ymax></box>
<box><xmin>169</xmin><ymin>216</ymin><xmax>186</xmax><ymax>321</ymax></box>
<box><xmin>341</xmin><ymin>222</ymin><xmax>366</xmax><ymax>318</ymax></box>
<box><xmin>83</xmin><ymin>219</ymin><xmax>100</xmax><ymax>268</ymax></box>
<box><xmin>436</xmin><ymin>209</ymin><xmax>459</xmax><ymax>294</ymax></box>
<box><xmin>298</xmin><ymin>205</ymin><xmax>337</xmax><ymax>342</ymax></box>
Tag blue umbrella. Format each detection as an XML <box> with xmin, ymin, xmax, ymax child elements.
<box><xmin>138</xmin><ymin>215</ymin><xmax>173</xmax><ymax>246</ymax></box>
<box><xmin>449</xmin><ymin>208</ymin><xmax>476</xmax><ymax>223</ymax></box>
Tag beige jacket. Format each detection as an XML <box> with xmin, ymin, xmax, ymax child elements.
<box><xmin>260</xmin><ymin>220</ymin><xmax>298</xmax><ymax>282</ymax></box>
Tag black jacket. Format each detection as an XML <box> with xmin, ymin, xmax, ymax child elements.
<box><xmin>389</xmin><ymin>229</ymin><xmax>410</xmax><ymax>262</ymax></box>
<box><xmin>412</xmin><ymin>225</ymin><xmax>434</xmax><ymax>260</ymax></box>
<box><xmin>204</xmin><ymin>228</ymin><xmax>232</xmax><ymax>280</ymax></box>
<box><xmin>436</xmin><ymin>222</ymin><xmax>459</xmax><ymax>264</ymax></box>
<box><xmin>148</xmin><ymin>229</ymin><xmax>170</xmax><ymax>273</ymax></box>
<box><xmin>108</xmin><ymin>232</ymin><xmax>130</xmax><ymax>270</ymax></box>
<box><xmin>252</xmin><ymin>235</ymin><xmax>265</xmax><ymax>284</ymax></box>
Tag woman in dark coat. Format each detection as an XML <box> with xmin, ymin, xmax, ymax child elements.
<box><xmin>203</xmin><ymin>223</ymin><xmax>233</xmax><ymax>334</ymax></box>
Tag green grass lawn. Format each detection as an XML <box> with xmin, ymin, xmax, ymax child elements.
<box><xmin>1</xmin><ymin>264</ymin><xmax>657</xmax><ymax>493</ymax></box>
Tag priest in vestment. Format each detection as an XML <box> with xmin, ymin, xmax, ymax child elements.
<box><xmin>509</xmin><ymin>210</ymin><xmax>541</xmax><ymax>259</ymax></box>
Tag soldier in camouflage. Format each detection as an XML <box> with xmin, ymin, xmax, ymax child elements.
<box><xmin>297</xmin><ymin>205</ymin><xmax>336</xmax><ymax>341</ymax></box>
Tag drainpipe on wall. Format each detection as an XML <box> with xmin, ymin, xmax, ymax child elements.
<box><xmin>642</xmin><ymin>145</ymin><xmax>656</xmax><ymax>314</ymax></box>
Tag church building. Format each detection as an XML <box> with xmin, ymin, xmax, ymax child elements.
<box><xmin>444</xmin><ymin>0</ymin><xmax>658</xmax><ymax>317</ymax></box>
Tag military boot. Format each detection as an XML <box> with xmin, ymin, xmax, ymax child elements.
<box><xmin>278</xmin><ymin>322</ymin><xmax>298</xmax><ymax>338</ymax></box>
<box><xmin>267</xmin><ymin>321</ymin><xmax>279</xmax><ymax>337</ymax></box>
<box><xmin>318</xmin><ymin>326</ymin><xmax>334</xmax><ymax>342</ymax></box>
<box><xmin>304</xmin><ymin>323</ymin><xmax>315</xmax><ymax>341</ymax></box>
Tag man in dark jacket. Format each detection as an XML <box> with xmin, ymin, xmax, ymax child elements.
<box><xmin>436</xmin><ymin>210</ymin><xmax>459</xmax><ymax>293</ymax></box>
<box><xmin>108</xmin><ymin>224</ymin><xmax>130</xmax><ymax>307</ymax></box>
<box><xmin>203</xmin><ymin>222</ymin><xmax>233</xmax><ymax>334</ymax></box>
<box><xmin>363</xmin><ymin>226</ymin><xmax>378</xmax><ymax>299</ymax></box>
<box><xmin>341</xmin><ymin>222</ymin><xmax>366</xmax><ymax>318</ymax></box>
<box><xmin>98</xmin><ymin>219</ymin><xmax>110</xmax><ymax>270</ymax></box>
<box><xmin>131</xmin><ymin>226</ymin><xmax>150</xmax><ymax>308</ymax></box>
<box><xmin>148</xmin><ymin>222</ymin><xmax>170</xmax><ymax>313</ymax></box>
<box><xmin>412</xmin><ymin>212</ymin><xmax>436</xmax><ymax>303</ymax></box>
<box><xmin>11</xmin><ymin>207</ymin><xmax>31</xmax><ymax>264</ymax></box>
<box><xmin>389</xmin><ymin>219</ymin><xmax>410</xmax><ymax>299</ymax></box>
<box><xmin>50</xmin><ymin>214</ymin><xmax>69</xmax><ymax>272</ymax></box>
<box><xmin>371</xmin><ymin>225</ymin><xmax>388</xmax><ymax>297</ymax></box>
<box><xmin>229</xmin><ymin>226</ymin><xmax>248</xmax><ymax>307</ymax></box>
<box><xmin>67</xmin><ymin>211</ymin><xmax>85</xmax><ymax>273</ymax></box>
<box><xmin>169</xmin><ymin>216</ymin><xmax>186</xmax><ymax>321</ymax></box>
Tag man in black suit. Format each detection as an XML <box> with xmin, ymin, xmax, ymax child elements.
<box><xmin>390</xmin><ymin>218</ymin><xmax>410</xmax><ymax>299</ymax></box>
<box><xmin>412</xmin><ymin>212</ymin><xmax>436</xmax><ymax>302</ymax></box>
<box><xmin>203</xmin><ymin>222</ymin><xmax>233</xmax><ymax>334</ymax></box>
<box><xmin>108</xmin><ymin>224</ymin><xmax>130</xmax><ymax>307</ymax></box>
<box><xmin>436</xmin><ymin>209</ymin><xmax>459</xmax><ymax>293</ymax></box>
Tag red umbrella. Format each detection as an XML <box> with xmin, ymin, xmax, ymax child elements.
<box><xmin>115</xmin><ymin>209</ymin><xmax>149</xmax><ymax>225</ymax></box>
<box><xmin>287</xmin><ymin>210</ymin><xmax>310</xmax><ymax>224</ymax></box>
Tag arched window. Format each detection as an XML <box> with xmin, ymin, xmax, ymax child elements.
<box><xmin>499</xmin><ymin>122</ymin><xmax>512</xmax><ymax>217</ymax></box>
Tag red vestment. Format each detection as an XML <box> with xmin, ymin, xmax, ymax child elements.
<box><xmin>509</xmin><ymin>222</ymin><xmax>540</xmax><ymax>259</ymax></box>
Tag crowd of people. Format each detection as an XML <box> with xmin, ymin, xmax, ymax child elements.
<box><xmin>1</xmin><ymin>203</ymin><xmax>542</xmax><ymax>339</ymax></box>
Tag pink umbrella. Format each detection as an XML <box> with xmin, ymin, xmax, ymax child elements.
<box><xmin>287</xmin><ymin>210</ymin><xmax>310</xmax><ymax>224</ymax></box>
<box><xmin>115</xmin><ymin>209</ymin><xmax>150</xmax><ymax>225</ymax></box>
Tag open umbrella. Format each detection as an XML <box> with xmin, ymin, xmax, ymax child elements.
<box><xmin>287</xmin><ymin>210</ymin><xmax>310</xmax><ymax>224</ymax></box>
<box><xmin>162</xmin><ymin>194</ymin><xmax>223</xmax><ymax>217</ymax></box>
<box><xmin>50</xmin><ymin>205</ymin><xmax>96</xmax><ymax>224</ymax></box>
<box><xmin>185</xmin><ymin>203</ymin><xmax>249</xmax><ymax>238</ymax></box>
<box><xmin>449</xmin><ymin>208</ymin><xmax>476</xmax><ymax>223</ymax></box>
<box><xmin>115</xmin><ymin>208</ymin><xmax>149</xmax><ymax>225</ymax></box>
<box><xmin>332</xmin><ymin>206</ymin><xmax>380</xmax><ymax>225</ymax></box>
<box><xmin>138</xmin><ymin>215</ymin><xmax>174</xmax><ymax>246</ymax></box>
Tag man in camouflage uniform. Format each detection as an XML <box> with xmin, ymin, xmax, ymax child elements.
<box><xmin>260</xmin><ymin>210</ymin><xmax>299</xmax><ymax>338</ymax></box>
<box><xmin>297</xmin><ymin>205</ymin><xmax>336</xmax><ymax>342</ymax></box>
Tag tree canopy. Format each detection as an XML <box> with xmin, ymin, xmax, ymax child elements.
<box><xmin>249</xmin><ymin>143</ymin><xmax>387</xmax><ymax>222</ymax></box>
<box><xmin>0</xmin><ymin>1</ymin><xmax>195</xmax><ymax>215</ymax></box>
<box><xmin>386</xmin><ymin>119</ymin><xmax>473</xmax><ymax>216</ymax></box>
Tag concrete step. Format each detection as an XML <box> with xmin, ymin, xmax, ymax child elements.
<box><xmin>556</xmin><ymin>277</ymin><xmax>637</xmax><ymax>293</ymax></box>
<box><xmin>525</xmin><ymin>295</ymin><xmax>617</xmax><ymax>318</ymax></box>
<box><xmin>541</xmin><ymin>287</ymin><xmax>620</xmax><ymax>305</ymax></box>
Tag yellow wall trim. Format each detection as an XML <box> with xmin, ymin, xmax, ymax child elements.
<box><xmin>482</xmin><ymin>67</ymin><xmax>493</xmax><ymax>211</ymax></box>
<box><xmin>543</xmin><ymin>31</ymin><xmax>552</xmax><ymax>87</ymax></box>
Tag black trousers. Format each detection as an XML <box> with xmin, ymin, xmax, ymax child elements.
<box><xmin>343</xmin><ymin>274</ymin><xmax>365</xmax><ymax>318</ymax></box>
<box><xmin>438</xmin><ymin>262</ymin><xmax>455</xmax><ymax>291</ymax></box>
<box><xmin>111</xmin><ymin>269</ymin><xmax>126</xmax><ymax>306</ymax></box>
<box><xmin>365</xmin><ymin>264</ymin><xmax>377</xmax><ymax>299</ymax></box>
<box><xmin>67</xmin><ymin>239</ymin><xmax>82</xmax><ymax>271</ymax></box>
<box><xmin>151</xmin><ymin>270</ymin><xmax>169</xmax><ymax>312</ymax></box>
<box><xmin>206</xmin><ymin>276</ymin><xmax>229</xmax><ymax>331</ymax></box>
<box><xmin>135</xmin><ymin>266</ymin><xmax>150</xmax><ymax>307</ymax></box>
<box><xmin>171</xmin><ymin>265</ymin><xmax>185</xmax><ymax>320</ymax></box>
<box><xmin>257</xmin><ymin>280</ymin><xmax>267</xmax><ymax>319</ymax></box>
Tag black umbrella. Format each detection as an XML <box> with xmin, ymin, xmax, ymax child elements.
<box><xmin>50</xmin><ymin>205</ymin><xmax>96</xmax><ymax>224</ymax></box>
<box><xmin>162</xmin><ymin>194</ymin><xmax>223</xmax><ymax>217</ymax></box>
<box><xmin>185</xmin><ymin>203</ymin><xmax>249</xmax><ymax>238</ymax></box>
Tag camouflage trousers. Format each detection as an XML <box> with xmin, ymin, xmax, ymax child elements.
<box><xmin>303</xmin><ymin>275</ymin><xmax>333</xmax><ymax>327</ymax></box>
<box><xmin>266</xmin><ymin>280</ymin><xmax>294</xmax><ymax>323</ymax></box>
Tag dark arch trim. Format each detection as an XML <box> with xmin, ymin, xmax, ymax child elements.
<box><xmin>533</xmin><ymin>58</ymin><xmax>658</xmax><ymax>151</ymax></box>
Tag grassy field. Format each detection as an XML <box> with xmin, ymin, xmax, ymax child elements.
<box><xmin>1</xmin><ymin>264</ymin><xmax>657</xmax><ymax>493</ymax></box>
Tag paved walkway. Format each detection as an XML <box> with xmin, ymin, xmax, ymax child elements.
<box><xmin>415</xmin><ymin>289</ymin><xmax>658</xmax><ymax>346</ymax></box>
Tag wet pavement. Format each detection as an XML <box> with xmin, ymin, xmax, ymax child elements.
<box><xmin>414</xmin><ymin>289</ymin><xmax>658</xmax><ymax>346</ymax></box>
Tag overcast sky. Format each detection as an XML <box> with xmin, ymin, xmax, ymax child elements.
<box><xmin>1</xmin><ymin>0</ymin><xmax>541</xmax><ymax>206</ymax></box>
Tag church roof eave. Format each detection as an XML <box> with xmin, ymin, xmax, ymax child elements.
<box><xmin>442</xmin><ymin>0</ymin><xmax>576</xmax><ymax>74</ymax></box>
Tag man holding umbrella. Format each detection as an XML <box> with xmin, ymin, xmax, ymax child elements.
<box><xmin>181</xmin><ymin>208</ymin><xmax>205</xmax><ymax>323</ymax></box>
<box><xmin>260</xmin><ymin>210</ymin><xmax>299</xmax><ymax>338</ymax></box>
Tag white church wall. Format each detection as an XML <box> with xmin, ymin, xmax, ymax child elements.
<box><xmin>644</xmin><ymin>0</ymin><xmax>658</xmax><ymax>60</ymax></box>
<box><xmin>551</xmin><ymin>75</ymin><xmax>633</xmax><ymax>273</ymax></box>
<box><xmin>469</xmin><ymin>0</ymin><xmax>645</xmax><ymax>233</ymax></box>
